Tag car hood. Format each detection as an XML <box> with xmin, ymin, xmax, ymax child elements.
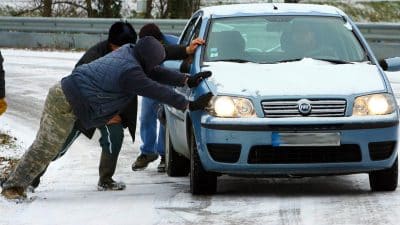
<box><xmin>203</xmin><ymin>59</ymin><xmax>386</xmax><ymax>97</ymax></box>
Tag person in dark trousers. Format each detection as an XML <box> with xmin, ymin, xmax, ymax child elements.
<box><xmin>28</xmin><ymin>21</ymin><xmax>138</xmax><ymax>192</ymax></box>
<box><xmin>132</xmin><ymin>23</ymin><xmax>205</xmax><ymax>172</ymax></box>
<box><xmin>1</xmin><ymin>36</ymin><xmax>212</xmax><ymax>200</ymax></box>
<box><xmin>0</xmin><ymin>51</ymin><xmax>7</xmax><ymax>116</ymax></box>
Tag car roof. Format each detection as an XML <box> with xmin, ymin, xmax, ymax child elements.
<box><xmin>200</xmin><ymin>3</ymin><xmax>346</xmax><ymax>18</ymax></box>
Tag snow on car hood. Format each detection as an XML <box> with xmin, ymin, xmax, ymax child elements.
<box><xmin>203</xmin><ymin>59</ymin><xmax>386</xmax><ymax>97</ymax></box>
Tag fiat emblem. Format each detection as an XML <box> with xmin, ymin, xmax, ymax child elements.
<box><xmin>298</xmin><ymin>100</ymin><xmax>312</xmax><ymax>115</ymax></box>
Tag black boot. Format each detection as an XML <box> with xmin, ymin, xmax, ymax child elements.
<box><xmin>98</xmin><ymin>148</ymin><xmax>125</xmax><ymax>191</ymax></box>
<box><xmin>98</xmin><ymin>123</ymin><xmax>125</xmax><ymax>191</ymax></box>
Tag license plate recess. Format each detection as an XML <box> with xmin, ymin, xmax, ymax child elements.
<box><xmin>271</xmin><ymin>132</ymin><xmax>340</xmax><ymax>147</ymax></box>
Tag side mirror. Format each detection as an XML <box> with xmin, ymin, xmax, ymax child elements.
<box><xmin>379</xmin><ymin>57</ymin><xmax>400</xmax><ymax>72</ymax></box>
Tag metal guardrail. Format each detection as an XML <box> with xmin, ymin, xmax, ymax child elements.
<box><xmin>0</xmin><ymin>17</ymin><xmax>399</xmax><ymax>59</ymax></box>
<box><xmin>357</xmin><ymin>23</ymin><xmax>400</xmax><ymax>43</ymax></box>
<box><xmin>0</xmin><ymin>16</ymin><xmax>187</xmax><ymax>35</ymax></box>
<box><xmin>1</xmin><ymin>17</ymin><xmax>399</xmax><ymax>41</ymax></box>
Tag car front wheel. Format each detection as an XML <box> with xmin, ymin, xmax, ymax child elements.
<box><xmin>190</xmin><ymin>127</ymin><xmax>217</xmax><ymax>195</ymax></box>
<box><xmin>165</xmin><ymin>123</ymin><xmax>190</xmax><ymax>177</ymax></box>
<box><xmin>369</xmin><ymin>156</ymin><xmax>398</xmax><ymax>192</ymax></box>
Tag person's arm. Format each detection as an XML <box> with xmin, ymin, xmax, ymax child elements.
<box><xmin>165</xmin><ymin>45</ymin><xmax>188</xmax><ymax>60</ymax></box>
<box><xmin>150</xmin><ymin>66</ymin><xmax>212</xmax><ymax>88</ymax></box>
<box><xmin>0</xmin><ymin>51</ymin><xmax>4</xmax><ymax>99</ymax></box>
<box><xmin>75</xmin><ymin>41</ymin><xmax>109</xmax><ymax>67</ymax></box>
<box><xmin>164</xmin><ymin>38</ymin><xmax>205</xmax><ymax>60</ymax></box>
<box><xmin>120</xmin><ymin>69</ymin><xmax>188</xmax><ymax>110</ymax></box>
<box><xmin>149</xmin><ymin>66</ymin><xmax>187</xmax><ymax>87</ymax></box>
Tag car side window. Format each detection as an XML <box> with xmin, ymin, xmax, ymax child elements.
<box><xmin>180</xmin><ymin>17</ymin><xmax>202</xmax><ymax>73</ymax></box>
<box><xmin>181</xmin><ymin>16</ymin><xmax>201</xmax><ymax>46</ymax></box>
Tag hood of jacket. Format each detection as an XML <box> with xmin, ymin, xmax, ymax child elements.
<box><xmin>135</xmin><ymin>36</ymin><xmax>166</xmax><ymax>74</ymax></box>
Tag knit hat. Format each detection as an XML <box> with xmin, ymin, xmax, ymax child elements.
<box><xmin>134</xmin><ymin>36</ymin><xmax>166</xmax><ymax>74</ymax></box>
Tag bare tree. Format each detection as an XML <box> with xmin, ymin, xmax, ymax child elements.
<box><xmin>96</xmin><ymin>0</ymin><xmax>122</xmax><ymax>18</ymax></box>
<box><xmin>42</xmin><ymin>0</ymin><xmax>53</xmax><ymax>17</ymax></box>
<box><xmin>145</xmin><ymin>0</ymin><xmax>153</xmax><ymax>18</ymax></box>
<box><xmin>85</xmin><ymin>0</ymin><xmax>93</xmax><ymax>17</ymax></box>
<box><xmin>52</xmin><ymin>0</ymin><xmax>90</xmax><ymax>17</ymax></box>
<box><xmin>167</xmin><ymin>0</ymin><xmax>200</xmax><ymax>19</ymax></box>
<box><xmin>11</xmin><ymin>0</ymin><xmax>121</xmax><ymax>18</ymax></box>
<box><xmin>101</xmin><ymin>0</ymin><xmax>112</xmax><ymax>17</ymax></box>
<box><xmin>154</xmin><ymin>0</ymin><xmax>168</xmax><ymax>18</ymax></box>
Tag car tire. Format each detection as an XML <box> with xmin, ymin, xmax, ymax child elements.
<box><xmin>369</xmin><ymin>156</ymin><xmax>398</xmax><ymax>192</ymax></box>
<box><xmin>189</xmin><ymin>128</ymin><xmax>217</xmax><ymax>195</ymax></box>
<box><xmin>165</xmin><ymin>123</ymin><xmax>190</xmax><ymax>177</ymax></box>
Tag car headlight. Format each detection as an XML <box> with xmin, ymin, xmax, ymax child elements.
<box><xmin>207</xmin><ymin>96</ymin><xmax>256</xmax><ymax>117</ymax></box>
<box><xmin>352</xmin><ymin>93</ymin><xmax>396</xmax><ymax>116</ymax></box>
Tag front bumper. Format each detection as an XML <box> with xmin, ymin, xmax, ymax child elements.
<box><xmin>195</xmin><ymin>114</ymin><xmax>399</xmax><ymax>175</ymax></box>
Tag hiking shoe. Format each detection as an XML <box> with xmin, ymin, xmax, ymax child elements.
<box><xmin>157</xmin><ymin>156</ymin><xmax>166</xmax><ymax>173</ymax></box>
<box><xmin>132</xmin><ymin>154</ymin><xmax>159</xmax><ymax>171</ymax></box>
<box><xmin>97</xmin><ymin>179</ymin><xmax>126</xmax><ymax>191</ymax></box>
<box><xmin>1</xmin><ymin>187</ymin><xmax>27</xmax><ymax>200</ymax></box>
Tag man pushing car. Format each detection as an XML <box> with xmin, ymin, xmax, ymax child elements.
<box><xmin>1</xmin><ymin>36</ymin><xmax>212</xmax><ymax>200</ymax></box>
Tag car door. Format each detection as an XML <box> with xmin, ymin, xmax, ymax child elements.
<box><xmin>164</xmin><ymin>14</ymin><xmax>203</xmax><ymax>154</ymax></box>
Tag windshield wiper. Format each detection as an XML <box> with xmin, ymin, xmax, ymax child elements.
<box><xmin>312</xmin><ymin>58</ymin><xmax>354</xmax><ymax>64</ymax></box>
<box><xmin>269</xmin><ymin>58</ymin><xmax>304</xmax><ymax>64</ymax></box>
<box><xmin>212</xmin><ymin>59</ymin><xmax>255</xmax><ymax>63</ymax></box>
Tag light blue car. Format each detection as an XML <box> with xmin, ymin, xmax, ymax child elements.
<box><xmin>162</xmin><ymin>3</ymin><xmax>400</xmax><ymax>194</ymax></box>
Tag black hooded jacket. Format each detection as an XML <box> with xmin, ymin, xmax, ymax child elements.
<box><xmin>73</xmin><ymin>39</ymin><xmax>188</xmax><ymax>138</ymax></box>
<box><xmin>61</xmin><ymin>36</ymin><xmax>188</xmax><ymax>129</ymax></box>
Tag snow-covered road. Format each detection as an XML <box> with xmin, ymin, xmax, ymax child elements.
<box><xmin>1</xmin><ymin>49</ymin><xmax>400</xmax><ymax>225</ymax></box>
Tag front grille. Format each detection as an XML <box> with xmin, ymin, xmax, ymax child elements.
<box><xmin>248</xmin><ymin>145</ymin><xmax>361</xmax><ymax>164</ymax></box>
<box><xmin>207</xmin><ymin>144</ymin><xmax>241</xmax><ymax>163</ymax></box>
<box><xmin>261</xmin><ymin>99</ymin><xmax>346</xmax><ymax>118</ymax></box>
<box><xmin>369</xmin><ymin>141</ymin><xmax>396</xmax><ymax>161</ymax></box>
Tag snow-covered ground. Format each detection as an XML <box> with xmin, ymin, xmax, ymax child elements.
<box><xmin>1</xmin><ymin>48</ymin><xmax>400</xmax><ymax>225</ymax></box>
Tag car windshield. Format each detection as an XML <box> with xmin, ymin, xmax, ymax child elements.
<box><xmin>204</xmin><ymin>16</ymin><xmax>367</xmax><ymax>64</ymax></box>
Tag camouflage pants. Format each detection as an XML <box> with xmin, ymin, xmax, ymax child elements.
<box><xmin>2</xmin><ymin>82</ymin><xmax>76</xmax><ymax>190</ymax></box>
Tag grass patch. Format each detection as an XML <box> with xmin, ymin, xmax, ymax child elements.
<box><xmin>0</xmin><ymin>157</ymin><xmax>19</xmax><ymax>182</ymax></box>
<box><xmin>0</xmin><ymin>133</ymin><xmax>20</xmax><ymax>184</ymax></box>
<box><xmin>0</xmin><ymin>133</ymin><xmax>18</xmax><ymax>149</ymax></box>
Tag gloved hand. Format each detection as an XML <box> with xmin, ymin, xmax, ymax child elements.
<box><xmin>187</xmin><ymin>71</ymin><xmax>212</xmax><ymax>88</ymax></box>
<box><xmin>188</xmin><ymin>93</ymin><xmax>213</xmax><ymax>111</ymax></box>
<box><xmin>0</xmin><ymin>98</ymin><xmax>7</xmax><ymax>116</ymax></box>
